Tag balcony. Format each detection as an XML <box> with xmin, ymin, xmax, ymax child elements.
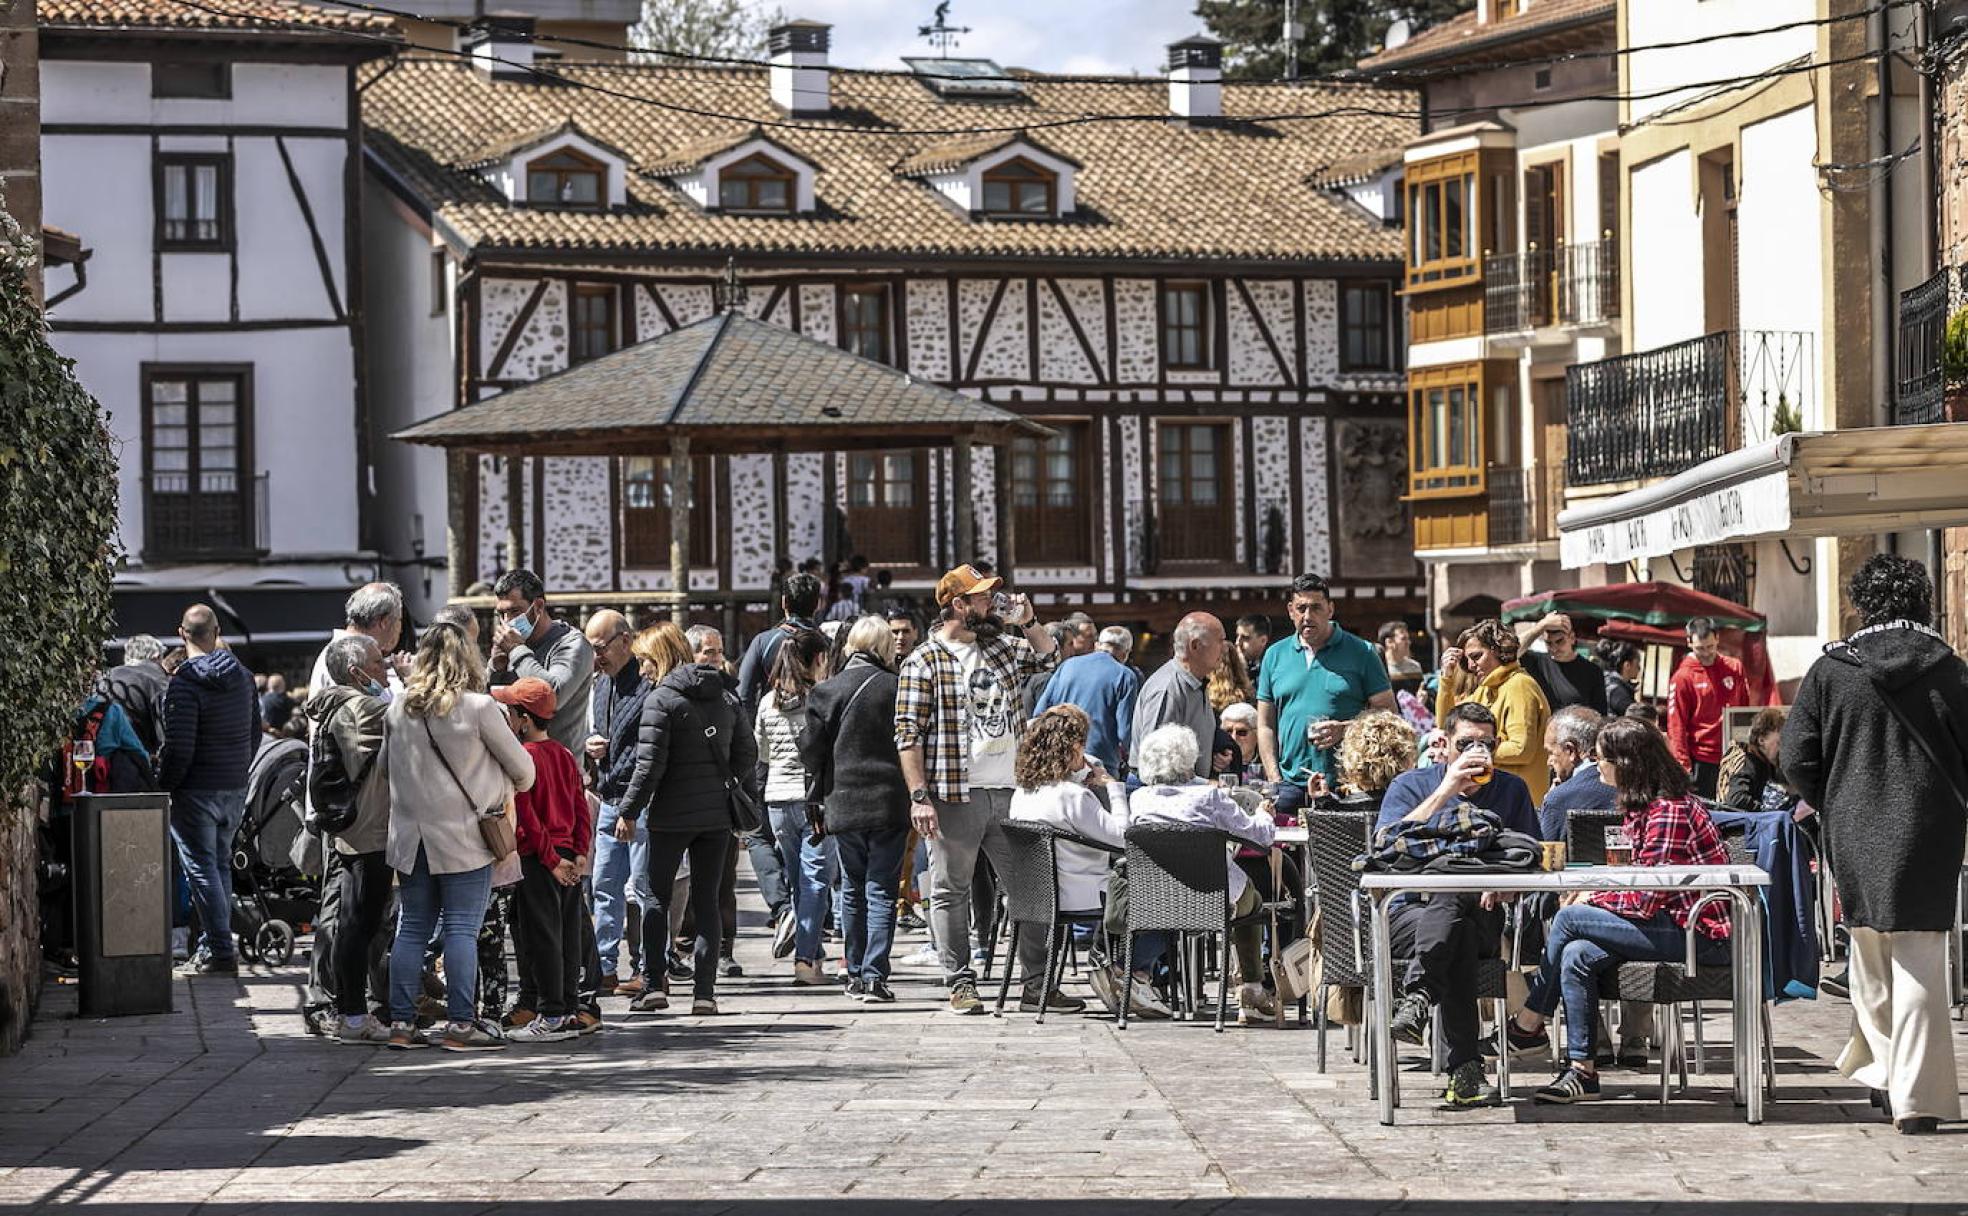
<box><xmin>1565</xmin><ymin>330</ymin><xmax>1815</xmax><ymax>488</ymax></box>
<box><xmin>1895</xmin><ymin>266</ymin><xmax>1947</xmax><ymax>426</ymax></box>
<box><xmin>1483</xmin><ymin>239</ymin><xmax>1620</xmax><ymax>340</ymax></box>
<box><xmin>141</xmin><ymin>470</ymin><xmax>270</xmax><ymax>562</ymax></box>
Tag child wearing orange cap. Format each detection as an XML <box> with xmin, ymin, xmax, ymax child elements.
<box><xmin>493</xmin><ymin>677</ymin><xmax>590</xmax><ymax>1043</ymax></box>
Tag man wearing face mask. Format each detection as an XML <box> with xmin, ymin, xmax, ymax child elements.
<box><xmin>895</xmin><ymin>563</ymin><xmax>1062</xmax><ymax>1016</ymax></box>
<box><xmin>491</xmin><ymin>569</ymin><xmax>596</xmax><ymax>760</ymax></box>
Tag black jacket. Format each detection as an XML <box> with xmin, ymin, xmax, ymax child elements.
<box><xmin>1783</xmin><ymin>621</ymin><xmax>1968</xmax><ymax>932</ymax></box>
<box><xmin>799</xmin><ymin>653</ymin><xmax>908</xmax><ymax>837</ymax></box>
<box><xmin>592</xmin><ymin>664</ymin><xmax>652</xmax><ymax>805</ymax></box>
<box><xmin>1720</xmin><ymin>743</ymin><xmax>1786</xmax><ymax>811</ymax></box>
<box><xmin>158</xmin><ymin>650</ymin><xmax>261</xmax><ymax>794</ymax></box>
<box><xmin>618</xmin><ymin>662</ymin><xmax>757</xmax><ymax>833</ymax></box>
<box><xmin>1604</xmin><ymin>672</ymin><xmax>1637</xmax><ymax>718</ymax></box>
<box><xmin>100</xmin><ymin>660</ymin><xmax>170</xmax><ymax>756</ymax></box>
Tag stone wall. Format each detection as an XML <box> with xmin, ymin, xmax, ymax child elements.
<box><xmin>0</xmin><ymin>787</ymin><xmax>44</xmax><ymax>1056</ymax></box>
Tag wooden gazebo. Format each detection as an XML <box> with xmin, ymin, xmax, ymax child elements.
<box><xmin>393</xmin><ymin>306</ymin><xmax>1051</xmax><ymax>618</ymax></box>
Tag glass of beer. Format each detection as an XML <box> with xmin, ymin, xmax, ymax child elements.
<box><xmin>1465</xmin><ymin>741</ymin><xmax>1493</xmax><ymax>787</ymax></box>
<box><xmin>1604</xmin><ymin>827</ymin><xmax>1633</xmax><ymax>866</ymax></box>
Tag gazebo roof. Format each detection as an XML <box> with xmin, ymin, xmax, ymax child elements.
<box><xmin>391</xmin><ymin>310</ymin><xmax>1050</xmax><ymax>456</ymax></box>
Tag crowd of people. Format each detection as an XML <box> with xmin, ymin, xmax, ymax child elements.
<box><xmin>57</xmin><ymin>550</ymin><xmax>1964</xmax><ymax>1131</ymax></box>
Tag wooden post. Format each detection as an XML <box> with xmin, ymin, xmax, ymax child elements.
<box><xmin>504</xmin><ymin>455</ymin><xmax>524</xmax><ymax>574</ymax></box>
<box><xmin>992</xmin><ymin>442</ymin><xmax>1016</xmax><ymax>576</ymax></box>
<box><xmin>446</xmin><ymin>449</ymin><xmax>470</xmax><ymax>598</ymax></box>
<box><xmin>951</xmin><ymin>434</ymin><xmax>974</xmax><ymax>564</ymax></box>
<box><xmin>669</xmin><ymin>436</ymin><xmax>692</xmax><ymax>625</ymax></box>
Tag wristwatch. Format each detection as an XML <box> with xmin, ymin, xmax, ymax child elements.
<box><xmin>909</xmin><ymin>787</ymin><xmax>931</xmax><ymax>805</ymax></box>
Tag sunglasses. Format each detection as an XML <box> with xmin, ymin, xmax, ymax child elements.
<box><xmin>1453</xmin><ymin>736</ymin><xmax>1495</xmax><ymax>753</ymax></box>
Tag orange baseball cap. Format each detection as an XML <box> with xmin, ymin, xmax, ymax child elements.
<box><xmin>933</xmin><ymin>563</ymin><xmax>1003</xmax><ymax>607</ymax></box>
<box><xmin>492</xmin><ymin>676</ymin><xmax>558</xmax><ymax>722</ymax></box>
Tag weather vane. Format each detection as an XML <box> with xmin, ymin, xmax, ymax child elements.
<box><xmin>714</xmin><ymin>256</ymin><xmax>748</xmax><ymax>314</ymax></box>
<box><xmin>918</xmin><ymin>1</ymin><xmax>970</xmax><ymax>59</ymax></box>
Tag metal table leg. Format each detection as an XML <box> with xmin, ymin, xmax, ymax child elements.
<box><xmin>1746</xmin><ymin>892</ymin><xmax>1766</xmax><ymax>1125</ymax></box>
<box><xmin>1370</xmin><ymin>893</ymin><xmax>1397</xmax><ymax>1125</ymax></box>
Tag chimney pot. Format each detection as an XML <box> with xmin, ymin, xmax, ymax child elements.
<box><xmin>1167</xmin><ymin>34</ymin><xmax>1223</xmax><ymax>122</ymax></box>
<box><xmin>769</xmin><ymin>18</ymin><xmax>832</xmax><ymax>115</ymax></box>
<box><xmin>465</xmin><ymin>16</ymin><xmax>538</xmax><ymax>82</ymax></box>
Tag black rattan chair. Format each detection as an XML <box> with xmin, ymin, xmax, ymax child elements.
<box><xmin>1119</xmin><ymin>821</ymin><xmax>1264</xmax><ymax>1033</ymax></box>
<box><xmin>993</xmin><ymin>819</ymin><xmax>1115</xmax><ymax>1024</ymax></box>
<box><xmin>1565</xmin><ymin>807</ymin><xmax>1624</xmax><ymax>865</ymax></box>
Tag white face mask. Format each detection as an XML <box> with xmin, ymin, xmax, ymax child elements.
<box><xmin>367</xmin><ymin>680</ymin><xmax>394</xmax><ymax>705</ymax></box>
<box><xmin>1070</xmin><ymin>765</ymin><xmax>1091</xmax><ymax>784</ymax></box>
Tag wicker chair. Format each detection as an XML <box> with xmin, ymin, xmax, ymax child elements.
<box><xmin>993</xmin><ymin>820</ymin><xmax>1115</xmax><ymax>1023</ymax></box>
<box><xmin>1565</xmin><ymin>807</ymin><xmax>1625</xmax><ymax>865</ymax></box>
<box><xmin>1118</xmin><ymin>821</ymin><xmax>1264</xmax><ymax>1033</ymax></box>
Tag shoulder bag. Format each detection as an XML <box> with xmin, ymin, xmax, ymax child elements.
<box><xmin>696</xmin><ymin>695</ymin><xmax>762</xmax><ymax>836</ymax></box>
<box><xmin>423</xmin><ymin>716</ymin><xmax>518</xmax><ymax>863</ymax></box>
<box><xmin>1869</xmin><ymin>682</ymin><xmax>1968</xmax><ymax>816</ymax></box>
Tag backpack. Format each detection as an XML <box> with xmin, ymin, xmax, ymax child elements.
<box><xmin>305</xmin><ymin>717</ymin><xmax>371</xmax><ymax>835</ymax></box>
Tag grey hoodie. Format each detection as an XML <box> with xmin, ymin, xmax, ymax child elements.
<box><xmin>304</xmin><ymin>683</ymin><xmax>391</xmax><ymax>856</ymax></box>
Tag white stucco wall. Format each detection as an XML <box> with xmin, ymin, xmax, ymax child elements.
<box><xmin>1735</xmin><ymin>104</ymin><xmax>1823</xmax><ymax>435</ymax></box>
<box><xmin>1623</xmin><ymin>0</ymin><xmax>1817</xmax><ymax>127</ymax></box>
<box><xmin>1627</xmin><ymin>148</ymin><xmax>1705</xmax><ymax>351</ymax></box>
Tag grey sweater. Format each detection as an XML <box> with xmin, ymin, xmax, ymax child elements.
<box><xmin>507</xmin><ymin>620</ymin><xmax>596</xmax><ymax>759</ymax></box>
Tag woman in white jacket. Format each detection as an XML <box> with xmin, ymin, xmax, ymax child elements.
<box><xmin>381</xmin><ymin>622</ymin><xmax>534</xmax><ymax>1051</ymax></box>
<box><xmin>755</xmin><ymin>628</ymin><xmax>836</xmax><ymax>984</ymax></box>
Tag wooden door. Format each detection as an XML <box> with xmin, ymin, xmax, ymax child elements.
<box><xmin>1156</xmin><ymin>423</ymin><xmax>1231</xmax><ymax>563</ymax></box>
<box><xmin>1534</xmin><ymin>378</ymin><xmax>1567</xmax><ymax>541</ymax></box>
<box><xmin>845</xmin><ymin>450</ymin><xmax>928</xmax><ymax>566</ymax></box>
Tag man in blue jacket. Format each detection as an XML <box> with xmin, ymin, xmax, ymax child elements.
<box><xmin>583</xmin><ymin>609</ymin><xmax>652</xmax><ymax>995</ymax></box>
<box><xmin>1538</xmin><ymin>705</ymin><xmax>1618</xmax><ymax>842</ymax></box>
<box><xmin>159</xmin><ymin>604</ymin><xmax>261</xmax><ymax>975</ymax></box>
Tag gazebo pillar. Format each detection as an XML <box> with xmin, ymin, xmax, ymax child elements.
<box><xmin>992</xmin><ymin>442</ymin><xmax>1016</xmax><ymax>575</ymax></box>
<box><xmin>504</xmin><ymin>456</ymin><xmax>525</xmax><ymax>573</ymax></box>
<box><xmin>446</xmin><ymin>450</ymin><xmax>470</xmax><ymax>598</ymax></box>
<box><xmin>669</xmin><ymin>436</ymin><xmax>693</xmax><ymax>624</ymax></box>
<box><xmin>951</xmin><ymin>435</ymin><xmax>974</xmax><ymax>562</ymax></box>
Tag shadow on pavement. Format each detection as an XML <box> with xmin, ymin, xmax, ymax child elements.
<box><xmin>8</xmin><ymin>1199</ymin><xmax>1968</xmax><ymax>1215</ymax></box>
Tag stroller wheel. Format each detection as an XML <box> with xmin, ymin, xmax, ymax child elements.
<box><xmin>257</xmin><ymin>920</ymin><xmax>296</xmax><ymax>967</ymax></box>
<box><xmin>233</xmin><ymin>849</ymin><xmax>253</xmax><ymax>872</ymax></box>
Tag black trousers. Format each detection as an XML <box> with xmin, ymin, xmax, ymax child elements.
<box><xmin>1691</xmin><ymin>760</ymin><xmax>1721</xmax><ymax>800</ymax></box>
<box><xmin>514</xmin><ymin>856</ymin><xmax>583</xmax><ymax>1018</ymax></box>
<box><xmin>332</xmin><ymin>851</ymin><xmax>395</xmax><ymax>1018</ymax></box>
<box><xmin>679</xmin><ymin>841</ymin><xmax>742</xmax><ymax>958</ymax></box>
<box><xmin>641</xmin><ymin>830</ymin><xmax>730</xmax><ymax>999</ymax></box>
<box><xmin>1387</xmin><ymin>894</ymin><xmax>1503</xmax><ymax>1072</ymax></box>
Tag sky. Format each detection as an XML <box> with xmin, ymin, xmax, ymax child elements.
<box><xmin>779</xmin><ymin>0</ymin><xmax>1205</xmax><ymax>77</ymax></box>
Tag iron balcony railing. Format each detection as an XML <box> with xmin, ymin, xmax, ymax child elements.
<box><xmin>1484</xmin><ymin>239</ymin><xmax>1620</xmax><ymax>337</ymax></box>
<box><xmin>141</xmin><ymin>470</ymin><xmax>270</xmax><ymax>561</ymax></box>
<box><xmin>1896</xmin><ymin>265</ymin><xmax>1947</xmax><ymax>426</ymax></box>
<box><xmin>1486</xmin><ymin>466</ymin><xmax>1534</xmax><ymax>547</ymax></box>
<box><xmin>1565</xmin><ymin>330</ymin><xmax>1816</xmax><ymax>487</ymax></box>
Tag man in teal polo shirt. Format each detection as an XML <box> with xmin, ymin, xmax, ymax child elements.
<box><xmin>1257</xmin><ymin>572</ymin><xmax>1397</xmax><ymax>810</ymax></box>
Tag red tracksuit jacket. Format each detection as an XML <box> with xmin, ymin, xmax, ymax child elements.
<box><xmin>515</xmin><ymin>739</ymin><xmax>585</xmax><ymax>870</ymax></box>
<box><xmin>1666</xmin><ymin>654</ymin><xmax>1749</xmax><ymax>768</ymax></box>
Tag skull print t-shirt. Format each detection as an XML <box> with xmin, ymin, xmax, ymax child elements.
<box><xmin>943</xmin><ymin>638</ymin><xmax>1017</xmax><ymax>789</ymax></box>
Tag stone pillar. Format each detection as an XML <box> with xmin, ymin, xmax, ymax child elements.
<box><xmin>951</xmin><ymin>435</ymin><xmax>974</xmax><ymax>564</ymax></box>
<box><xmin>670</xmin><ymin>437</ymin><xmax>692</xmax><ymax>624</ymax></box>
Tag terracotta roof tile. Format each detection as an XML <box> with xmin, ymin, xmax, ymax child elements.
<box><xmin>361</xmin><ymin>58</ymin><xmax>1416</xmax><ymax>265</ymax></box>
<box><xmin>39</xmin><ymin>0</ymin><xmax>394</xmax><ymax>35</ymax></box>
<box><xmin>894</xmin><ymin>130</ymin><xmax>1079</xmax><ymax>176</ymax></box>
<box><xmin>1360</xmin><ymin>0</ymin><xmax>1613</xmax><ymax>73</ymax></box>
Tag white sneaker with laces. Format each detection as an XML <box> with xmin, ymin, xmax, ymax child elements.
<box><xmin>336</xmin><ymin>1015</ymin><xmax>391</xmax><ymax>1045</ymax></box>
<box><xmin>508</xmin><ymin>1016</ymin><xmax>576</xmax><ymax>1044</ymax></box>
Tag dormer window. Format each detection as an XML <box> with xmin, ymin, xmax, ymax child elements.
<box><xmin>981</xmin><ymin>158</ymin><xmax>1055</xmax><ymax>216</ymax></box>
<box><xmin>718</xmin><ymin>154</ymin><xmax>796</xmax><ymax>212</ymax></box>
<box><xmin>527</xmin><ymin>147</ymin><xmax>605</xmax><ymax>208</ymax></box>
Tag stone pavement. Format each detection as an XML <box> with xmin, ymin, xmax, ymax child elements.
<box><xmin>4</xmin><ymin>889</ymin><xmax>1968</xmax><ymax>1215</ymax></box>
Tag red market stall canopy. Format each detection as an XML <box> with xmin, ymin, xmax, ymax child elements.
<box><xmin>1503</xmin><ymin>581</ymin><xmax>1780</xmax><ymax>705</ymax></box>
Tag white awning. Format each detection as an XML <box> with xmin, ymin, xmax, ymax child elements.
<box><xmin>1557</xmin><ymin>423</ymin><xmax>1968</xmax><ymax>569</ymax></box>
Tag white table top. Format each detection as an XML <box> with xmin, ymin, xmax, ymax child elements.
<box><xmin>1358</xmin><ymin>864</ymin><xmax>1770</xmax><ymax>894</ymax></box>
<box><xmin>1274</xmin><ymin>826</ymin><xmax>1308</xmax><ymax>845</ymax></box>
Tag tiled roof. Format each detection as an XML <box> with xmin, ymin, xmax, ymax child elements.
<box><xmin>392</xmin><ymin>311</ymin><xmax>1048</xmax><ymax>453</ymax></box>
<box><xmin>1359</xmin><ymin>0</ymin><xmax>1613</xmax><ymax>73</ymax></box>
<box><xmin>38</xmin><ymin>0</ymin><xmax>394</xmax><ymax>34</ymax></box>
<box><xmin>644</xmin><ymin>126</ymin><xmax>817</xmax><ymax>177</ymax></box>
<box><xmin>895</xmin><ymin>130</ymin><xmax>1079</xmax><ymax>176</ymax></box>
<box><xmin>1305</xmin><ymin>145</ymin><xmax>1404</xmax><ymax>187</ymax></box>
<box><xmin>463</xmin><ymin>119</ymin><xmax>631</xmax><ymax>170</ymax></box>
<box><xmin>361</xmin><ymin>58</ymin><xmax>1415</xmax><ymax>265</ymax></box>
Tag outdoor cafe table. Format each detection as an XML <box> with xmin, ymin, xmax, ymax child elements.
<box><xmin>1358</xmin><ymin>864</ymin><xmax>1772</xmax><ymax>1126</ymax></box>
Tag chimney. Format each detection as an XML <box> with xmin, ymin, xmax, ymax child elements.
<box><xmin>1167</xmin><ymin>35</ymin><xmax>1222</xmax><ymax>122</ymax></box>
<box><xmin>768</xmin><ymin>19</ymin><xmax>831</xmax><ymax>115</ymax></box>
<box><xmin>465</xmin><ymin>16</ymin><xmax>538</xmax><ymax>83</ymax></box>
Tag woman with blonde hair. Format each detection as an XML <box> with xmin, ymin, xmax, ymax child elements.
<box><xmin>1207</xmin><ymin>644</ymin><xmax>1257</xmax><ymax>715</ymax></box>
<box><xmin>614</xmin><ymin>620</ymin><xmax>757</xmax><ymax>1016</ymax></box>
<box><xmin>382</xmin><ymin>621</ymin><xmax>536</xmax><ymax>1051</ymax></box>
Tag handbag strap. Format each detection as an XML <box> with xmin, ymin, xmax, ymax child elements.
<box><xmin>1868</xmin><ymin>681</ymin><xmax>1968</xmax><ymax>814</ymax></box>
<box><xmin>422</xmin><ymin>715</ymin><xmax>479</xmax><ymax>814</ymax></box>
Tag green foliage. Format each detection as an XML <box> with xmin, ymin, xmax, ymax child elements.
<box><xmin>632</xmin><ymin>0</ymin><xmax>782</xmax><ymax>61</ymax></box>
<box><xmin>0</xmin><ymin>197</ymin><xmax>120</xmax><ymax>811</ymax></box>
<box><xmin>1196</xmin><ymin>0</ymin><xmax>1469</xmax><ymax>81</ymax></box>
<box><xmin>1943</xmin><ymin>306</ymin><xmax>1968</xmax><ymax>385</ymax></box>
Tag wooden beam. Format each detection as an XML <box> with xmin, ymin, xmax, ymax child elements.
<box><xmin>446</xmin><ymin>449</ymin><xmax>470</xmax><ymax>598</ymax></box>
<box><xmin>487</xmin><ymin>279</ymin><xmax>550</xmax><ymax>380</ymax></box>
<box><xmin>993</xmin><ymin>443</ymin><xmax>1015</xmax><ymax>575</ymax></box>
<box><xmin>952</xmin><ymin>435</ymin><xmax>975</xmax><ymax>563</ymax></box>
<box><xmin>670</xmin><ymin>435</ymin><xmax>692</xmax><ymax>624</ymax></box>
<box><xmin>1045</xmin><ymin>278</ymin><xmax>1107</xmax><ymax>385</ymax></box>
<box><xmin>504</xmin><ymin>455</ymin><xmax>524</xmax><ymax>574</ymax></box>
<box><xmin>273</xmin><ymin>134</ymin><xmax>345</xmax><ymax>321</ymax></box>
<box><xmin>1232</xmin><ymin>278</ymin><xmax>1293</xmax><ymax>387</ymax></box>
<box><xmin>644</xmin><ymin>281</ymin><xmax>680</xmax><ymax>332</ymax></box>
<box><xmin>964</xmin><ymin>278</ymin><xmax>1009</xmax><ymax>382</ymax></box>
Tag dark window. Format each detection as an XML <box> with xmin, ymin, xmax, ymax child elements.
<box><xmin>622</xmin><ymin>456</ymin><xmax>714</xmax><ymax>567</ymax></box>
<box><xmin>153</xmin><ymin>61</ymin><xmax>230</xmax><ymax>99</ymax></box>
<box><xmin>1156</xmin><ymin>423</ymin><xmax>1230</xmax><ymax>562</ymax></box>
<box><xmin>845</xmin><ymin>451</ymin><xmax>928</xmax><ymax>565</ymax></box>
<box><xmin>1340</xmin><ymin>282</ymin><xmax>1392</xmax><ymax>371</ymax></box>
<box><xmin>1161</xmin><ymin>283</ymin><xmax>1211</xmax><ymax>370</ymax></box>
<box><xmin>1532</xmin><ymin>66</ymin><xmax>1552</xmax><ymax>90</ymax></box>
<box><xmin>430</xmin><ymin>250</ymin><xmax>447</xmax><ymax>317</ymax></box>
<box><xmin>717</xmin><ymin>153</ymin><xmax>796</xmax><ymax>212</ymax></box>
<box><xmin>143</xmin><ymin>369</ymin><xmax>257</xmax><ymax>559</ymax></box>
<box><xmin>980</xmin><ymin>157</ymin><xmax>1056</xmax><ymax>216</ymax></box>
<box><xmin>157</xmin><ymin>154</ymin><xmax>229</xmax><ymax>249</ymax></box>
<box><xmin>527</xmin><ymin>147</ymin><xmax>605</xmax><ymax>208</ymax></box>
<box><xmin>1011</xmin><ymin>423</ymin><xmax>1089</xmax><ymax>564</ymax></box>
<box><xmin>571</xmin><ymin>285</ymin><xmax>616</xmax><ymax>363</ymax></box>
<box><xmin>839</xmin><ymin>285</ymin><xmax>891</xmax><ymax>364</ymax></box>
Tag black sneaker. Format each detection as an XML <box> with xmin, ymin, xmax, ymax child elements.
<box><xmin>897</xmin><ymin>911</ymin><xmax>927</xmax><ymax>932</ymax></box>
<box><xmin>843</xmin><ymin>977</ymin><xmax>867</xmax><ymax>1000</ymax></box>
<box><xmin>1440</xmin><ymin>1060</ymin><xmax>1502</xmax><ymax>1109</ymax></box>
<box><xmin>1820</xmin><ymin>970</ymin><xmax>1849</xmax><ymax>998</ymax></box>
<box><xmin>862</xmin><ymin>980</ymin><xmax>897</xmax><ymax>1004</ymax></box>
<box><xmin>1506</xmin><ymin>1019</ymin><xmax>1550</xmax><ymax>1054</ymax></box>
<box><xmin>1390</xmin><ymin>992</ymin><xmax>1430</xmax><ymax>1046</ymax></box>
<box><xmin>1534</xmin><ymin>1064</ymin><xmax>1603</xmax><ymax>1104</ymax></box>
<box><xmin>772</xmin><ymin>910</ymin><xmax>797</xmax><ymax>960</ymax></box>
<box><xmin>718</xmin><ymin>956</ymin><xmax>744</xmax><ymax>979</ymax></box>
<box><xmin>1018</xmin><ymin>988</ymin><xmax>1087</xmax><ymax>1015</ymax></box>
<box><xmin>1898</xmin><ymin>1116</ymin><xmax>1940</xmax><ymax>1136</ymax></box>
<box><xmin>667</xmin><ymin>951</ymin><xmax>694</xmax><ymax>981</ymax></box>
<box><xmin>1615</xmin><ymin>1040</ymin><xmax>1651</xmax><ymax>1069</ymax></box>
<box><xmin>187</xmin><ymin>954</ymin><xmax>238</xmax><ymax>976</ymax></box>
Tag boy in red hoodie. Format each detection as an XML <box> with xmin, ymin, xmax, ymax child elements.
<box><xmin>493</xmin><ymin>678</ymin><xmax>590</xmax><ymax>1042</ymax></box>
<box><xmin>1667</xmin><ymin>617</ymin><xmax>1750</xmax><ymax>798</ymax></box>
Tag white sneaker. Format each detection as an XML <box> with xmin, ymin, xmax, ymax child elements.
<box><xmin>899</xmin><ymin>944</ymin><xmax>940</xmax><ymax>968</ymax></box>
<box><xmin>1087</xmin><ymin>965</ymin><xmax>1122</xmax><ymax>1015</ymax></box>
<box><xmin>1239</xmin><ymin>983</ymin><xmax>1280</xmax><ymax>1024</ymax></box>
<box><xmin>507</xmin><ymin>1016</ymin><xmax>576</xmax><ymax>1044</ymax></box>
<box><xmin>335</xmin><ymin>1015</ymin><xmax>391</xmax><ymax>1045</ymax></box>
<box><xmin>1127</xmin><ymin>978</ymin><xmax>1173</xmax><ymax>1021</ymax></box>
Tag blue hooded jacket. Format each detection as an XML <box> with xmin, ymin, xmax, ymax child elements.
<box><xmin>158</xmin><ymin>650</ymin><xmax>261</xmax><ymax>793</ymax></box>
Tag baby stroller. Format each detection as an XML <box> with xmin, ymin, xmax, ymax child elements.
<box><xmin>232</xmin><ymin>736</ymin><xmax>321</xmax><ymax>966</ymax></box>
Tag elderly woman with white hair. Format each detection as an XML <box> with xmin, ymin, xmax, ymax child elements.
<box><xmin>1216</xmin><ymin>702</ymin><xmax>1263</xmax><ymax>784</ymax></box>
<box><xmin>1129</xmin><ymin>723</ymin><xmax>1279</xmax><ymax>1022</ymax></box>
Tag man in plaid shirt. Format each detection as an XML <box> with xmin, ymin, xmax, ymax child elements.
<box><xmin>896</xmin><ymin>564</ymin><xmax>1061</xmax><ymax>1015</ymax></box>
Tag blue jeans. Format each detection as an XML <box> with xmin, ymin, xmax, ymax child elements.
<box><xmin>837</xmin><ymin>826</ymin><xmax>908</xmax><ymax>983</ymax></box>
<box><xmin>769</xmin><ymin>800</ymin><xmax>839</xmax><ymax>963</ymax></box>
<box><xmin>591</xmin><ymin>801</ymin><xmax>651</xmax><ymax>978</ymax></box>
<box><xmin>1525</xmin><ymin>902</ymin><xmax>1730</xmax><ymax>1061</ymax></box>
<box><xmin>168</xmin><ymin>789</ymin><xmax>247</xmax><ymax>961</ymax></box>
<box><xmin>389</xmin><ymin>845</ymin><xmax>494</xmax><ymax>1024</ymax></box>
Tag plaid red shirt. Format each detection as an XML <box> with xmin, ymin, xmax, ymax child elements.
<box><xmin>1590</xmin><ymin>795</ymin><xmax>1732</xmax><ymax>940</ymax></box>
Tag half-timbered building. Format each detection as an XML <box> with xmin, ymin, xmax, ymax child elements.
<box><xmin>38</xmin><ymin>0</ymin><xmax>397</xmax><ymax>658</ymax></box>
<box><xmin>363</xmin><ymin>21</ymin><xmax>1422</xmax><ymax>632</ymax></box>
